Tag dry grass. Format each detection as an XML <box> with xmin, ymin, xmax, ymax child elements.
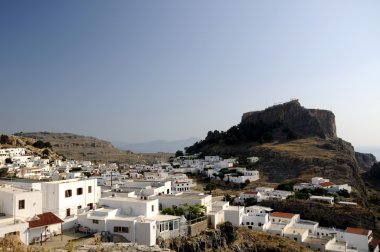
<box><xmin>259</xmin><ymin>137</ymin><xmax>337</xmax><ymax>160</ymax></box>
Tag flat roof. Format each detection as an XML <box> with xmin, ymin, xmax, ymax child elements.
<box><xmin>101</xmin><ymin>196</ymin><xmax>157</xmax><ymax>203</ymax></box>
<box><xmin>45</xmin><ymin>178</ymin><xmax>96</xmax><ymax>184</ymax></box>
<box><xmin>148</xmin><ymin>215</ymin><xmax>181</xmax><ymax>222</ymax></box>
<box><xmin>298</xmin><ymin>219</ymin><xmax>318</xmax><ymax>225</ymax></box>
<box><xmin>154</xmin><ymin>193</ymin><xmax>209</xmax><ymax>200</ymax></box>
<box><xmin>304</xmin><ymin>236</ymin><xmax>332</xmax><ymax>245</ymax></box>
<box><xmin>267</xmin><ymin>223</ymin><xmax>287</xmax><ymax>231</ymax></box>
<box><xmin>0</xmin><ymin>185</ymin><xmax>36</xmax><ymax>194</ymax></box>
<box><xmin>225</xmin><ymin>206</ymin><xmax>244</xmax><ymax>211</ymax></box>
<box><xmin>284</xmin><ymin>227</ymin><xmax>308</xmax><ymax>235</ymax></box>
<box><xmin>212</xmin><ymin>201</ymin><xmax>228</xmax><ymax>207</ymax></box>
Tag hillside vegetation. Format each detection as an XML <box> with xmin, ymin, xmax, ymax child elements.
<box><xmin>14</xmin><ymin>132</ymin><xmax>171</xmax><ymax>164</ymax></box>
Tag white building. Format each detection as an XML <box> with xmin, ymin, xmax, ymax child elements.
<box><xmin>77</xmin><ymin>196</ymin><xmax>183</xmax><ymax>246</ymax></box>
<box><xmin>41</xmin><ymin>178</ymin><xmax>100</xmax><ymax>228</ymax></box>
<box><xmin>153</xmin><ymin>193</ymin><xmax>213</xmax><ymax>213</ymax></box>
<box><xmin>345</xmin><ymin>227</ymin><xmax>377</xmax><ymax>252</ymax></box>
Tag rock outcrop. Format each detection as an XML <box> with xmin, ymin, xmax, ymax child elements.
<box><xmin>158</xmin><ymin>222</ymin><xmax>312</xmax><ymax>252</ymax></box>
<box><xmin>370</xmin><ymin>162</ymin><xmax>380</xmax><ymax>180</ymax></box>
<box><xmin>355</xmin><ymin>152</ymin><xmax>377</xmax><ymax>172</ymax></box>
<box><xmin>241</xmin><ymin>100</ymin><xmax>336</xmax><ymax>139</ymax></box>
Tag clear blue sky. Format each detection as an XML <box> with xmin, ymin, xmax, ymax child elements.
<box><xmin>1</xmin><ymin>1</ymin><xmax>379</xmax><ymax>147</ymax></box>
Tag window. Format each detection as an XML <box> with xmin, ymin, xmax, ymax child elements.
<box><xmin>66</xmin><ymin>208</ymin><xmax>71</xmax><ymax>217</ymax></box>
<box><xmin>5</xmin><ymin>231</ymin><xmax>19</xmax><ymax>237</ymax></box>
<box><xmin>246</xmin><ymin>222</ymin><xmax>249</xmax><ymax>225</ymax></box>
<box><xmin>65</xmin><ymin>190</ymin><xmax>72</xmax><ymax>198</ymax></box>
<box><xmin>152</xmin><ymin>205</ymin><xmax>154</xmax><ymax>212</ymax></box>
<box><xmin>114</xmin><ymin>226</ymin><xmax>128</xmax><ymax>233</ymax></box>
<box><xmin>294</xmin><ymin>238</ymin><xmax>297</xmax><ymax>241</ymax></box>
<box><xmin>18</xmin><ymin>200</ymin><xmax>25</xmax><ymax>210</ymax></box>
<box><xmin>88</xmin><ymin>186</ymin><xmax>92</xmax><ymax>193</ymax></box>
<box><xmin>93</xmin><ymin>220</ymin><xmax>99</xmax><ymax>224</ymax></box>
<box><xmin>77</xmin><ymin>187</ymin><xmax>83</xmax><ymax>195</ymax></box>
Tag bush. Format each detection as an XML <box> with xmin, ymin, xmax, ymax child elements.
<box><xmin>337</xmin><ymin>189</ymin><xmax>350</xmax><ymax>198</ymax></box>
<box><xmin>277</xmin><ymin>183</ymin><xmax>295</xmax><ymax>191</ymax></box>
<box><xmin>0</xmin><ymin>135</ymin><xmax>9</xmax><ymax>144</ymax></box>
<box><xmin>33</xmin><ymin>140</ymin><xmax>46</xmax><ymax>149</ymax></box>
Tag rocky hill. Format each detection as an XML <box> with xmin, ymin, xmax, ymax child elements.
<box><xmin>13</xmin><ymin>132</ymin><xmax>171</xmax><ymax>164</ymax></box>
<box><xmin>0</xmin><ymin>134</ymin><xmax>62</xmax><ymax>160</ymax></box>
<box><xmin>241</xmin><ymin>100</ymin><xmax>336</xmax><ymax>139</ymax></box>
<box><xmin>187</xmin><ymin>101</ymin><xmax>366</xmax><ymax>184</ymax></box>
<box><xmin>186</xmin><ymin>100</ymin><xmax>380</xmax><ymax>235</ymax></box>
<box><xmin>159</xmin><ymin>222</ymin><xmax>312</xmax><ymax>252</ymax></box>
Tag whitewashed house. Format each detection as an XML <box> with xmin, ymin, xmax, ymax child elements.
<box><xmin>153</xmin><ymin>193</ymin><xmax>212</xmax><ymax>213</ymax></box>
<box><xmin>77</xmin><ymin>196</ymin><xmax>183</xmax><ymax>246</ymax></box>
<box><xmin>41</xmin><ymin>178</ymin><xmax>100</xmax><ymax>228</ymax></box>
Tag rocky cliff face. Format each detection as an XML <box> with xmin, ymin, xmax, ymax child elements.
<box><xmin>355</xmin><ymin>152</ymin><xmax>377</xmax><ymax>172</ymax></box>
<box><xmin>241</xmin><ymin>100</ymin><xmax>336</xmax><ymax>139</ymax></box>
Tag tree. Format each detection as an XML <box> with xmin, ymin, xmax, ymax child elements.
<box><xmin>0</xmin><ymin>168</ymin><xmax>8</xmax><ymax>177</ymax></box>
<box><xmin>337</xmin><ymin>189</ymin><xmax>350</xmax><ymax>198</ymax></box>
<box><xmin>277</xmin><ymin>183</ymin><xmax>295</xmax><ymax>191</ymax></box>
<box><xmin>204</xmin><ymin>183</ymin><xmax>216</xmax><ymax>195</ymax></box>
<box><xmin>33</xmin><ymin>140</ymin><xmax>46</xmax><ymax>149</ymax></box>
<box><xmin>0</xmin><ymin>135</ymin><xmax>9</xmax><ymax>144</ymax></box>
<box><xmin>42</xmin><ymin>149</ymin><xmax>50</xmax><ymax>156</ymax></box>
<box><xmin>223</xmin><ymin>194</ymin><xmax>232</xmax><ymax>203</ymax></box>
<box><xmin>175</xmin><ymin>150</ymin><xmax>184</xmax><ymax>157</ymax></box>
<box><xmin>244</xmin><ymin>197</ymin><xmax>257</xmax><ymax>206</ymax></box>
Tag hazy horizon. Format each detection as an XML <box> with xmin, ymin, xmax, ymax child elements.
<box><xmin>1</xmin><ymin>1</ymin><xmax>379</xmax><ymax>147</ymax></box>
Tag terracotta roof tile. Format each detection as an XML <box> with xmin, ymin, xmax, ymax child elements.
<box><xmin>244</xmin><ymin>191</ymin><xmax>258</xmax><ymax>195</ymax></box>
<box><xmin>346</xmin><ymin>227</ymin><xmax>370</xmax><ymax>236</ymax></box>
<box><xmin>28</xmin><ymin>212</ymin><xmax>64</xmax><ymax>229</ymax></box>
<box><xmin>319</xmin><ymin>182</ymin><xmax>335</xmax><ymax>187</ymax></box>
<box><xmin>271</xmin><ymin>212</ymin><xmax>296</xmax><ymax>219</ymax></box>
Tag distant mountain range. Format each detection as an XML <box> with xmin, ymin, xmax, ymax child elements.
<box><xmin>114</xmin><ymin>137</ymin><xmax>200</xmax><ymax>153</ymax></box>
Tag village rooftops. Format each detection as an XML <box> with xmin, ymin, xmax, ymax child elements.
<box><xmin>0</xmin><ymin>184</ymin><xmax>38</xmax><ymax>193</ymax></box>
<box><xmin>284</xmin><ymin>226</ymin><xmax>308</xmax><ymax>235</ymax></box>
<box><xmin>0</xmin><ymin>214</ymin><xmax>26</xmax><ymax>226</ymax></box>
<box><xmin>304</xmin><ymin>236</ymin><xmax>332</xmax><ymax>245</ymax></box>
<box><xmin>148</xmin><ymin>214</ymin><xmax>181</xmax><ymax>222</ymax></box>
<box><xmin>267</xmin><ymin>222</ymin><xmax>288</xmax><ymax>231</ymax></box>
<box><xmin>243</xmin><ymin>191</ymin><xmax>258</xmax><ymax>195</ymax></box>
<box><xmin>155</xmin><ymin>193</ymin><xmax>209</xmax><ymax>200</ymax></box>
<box><xmin>212</xmin><ymin>201</ymin><xmax>228</xmax><ymax>207</ymax></box>
<box><xmin>319</xmin><ymin>182</ymin><xmax>335</xmax><ymax>187</ymax></box>
<box><xmin>346</xmin><ymin>227</ymin><xmax>371</xmax><ymax>236</ymax></box>
<box><xmin>102</xmin><ymin>196</ymin><xmax>157</xmax><ymax>204</ymax></box>
<box><xmin>246</xmin><ymin>206</ymin><xmax>273</xmax><ymax>212</ymax></box>
<box><xmin>271</xmin><ymin>212</ymin><xmax>296</xmax><ymax>219</ymax></box>
<box><xmin>44</xmin><ymin>178</ymin><xmax>96</xmax><ymax>184</ymax></box>
<box><xmin>28</xmin><ymin>212</ymin><xmax>64</xmax><ymax>229</ymax></box>
<box><xmin>297</xmin><ymin>219</ymin><xmax>318</xmax><ymax>225</ymax></box>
